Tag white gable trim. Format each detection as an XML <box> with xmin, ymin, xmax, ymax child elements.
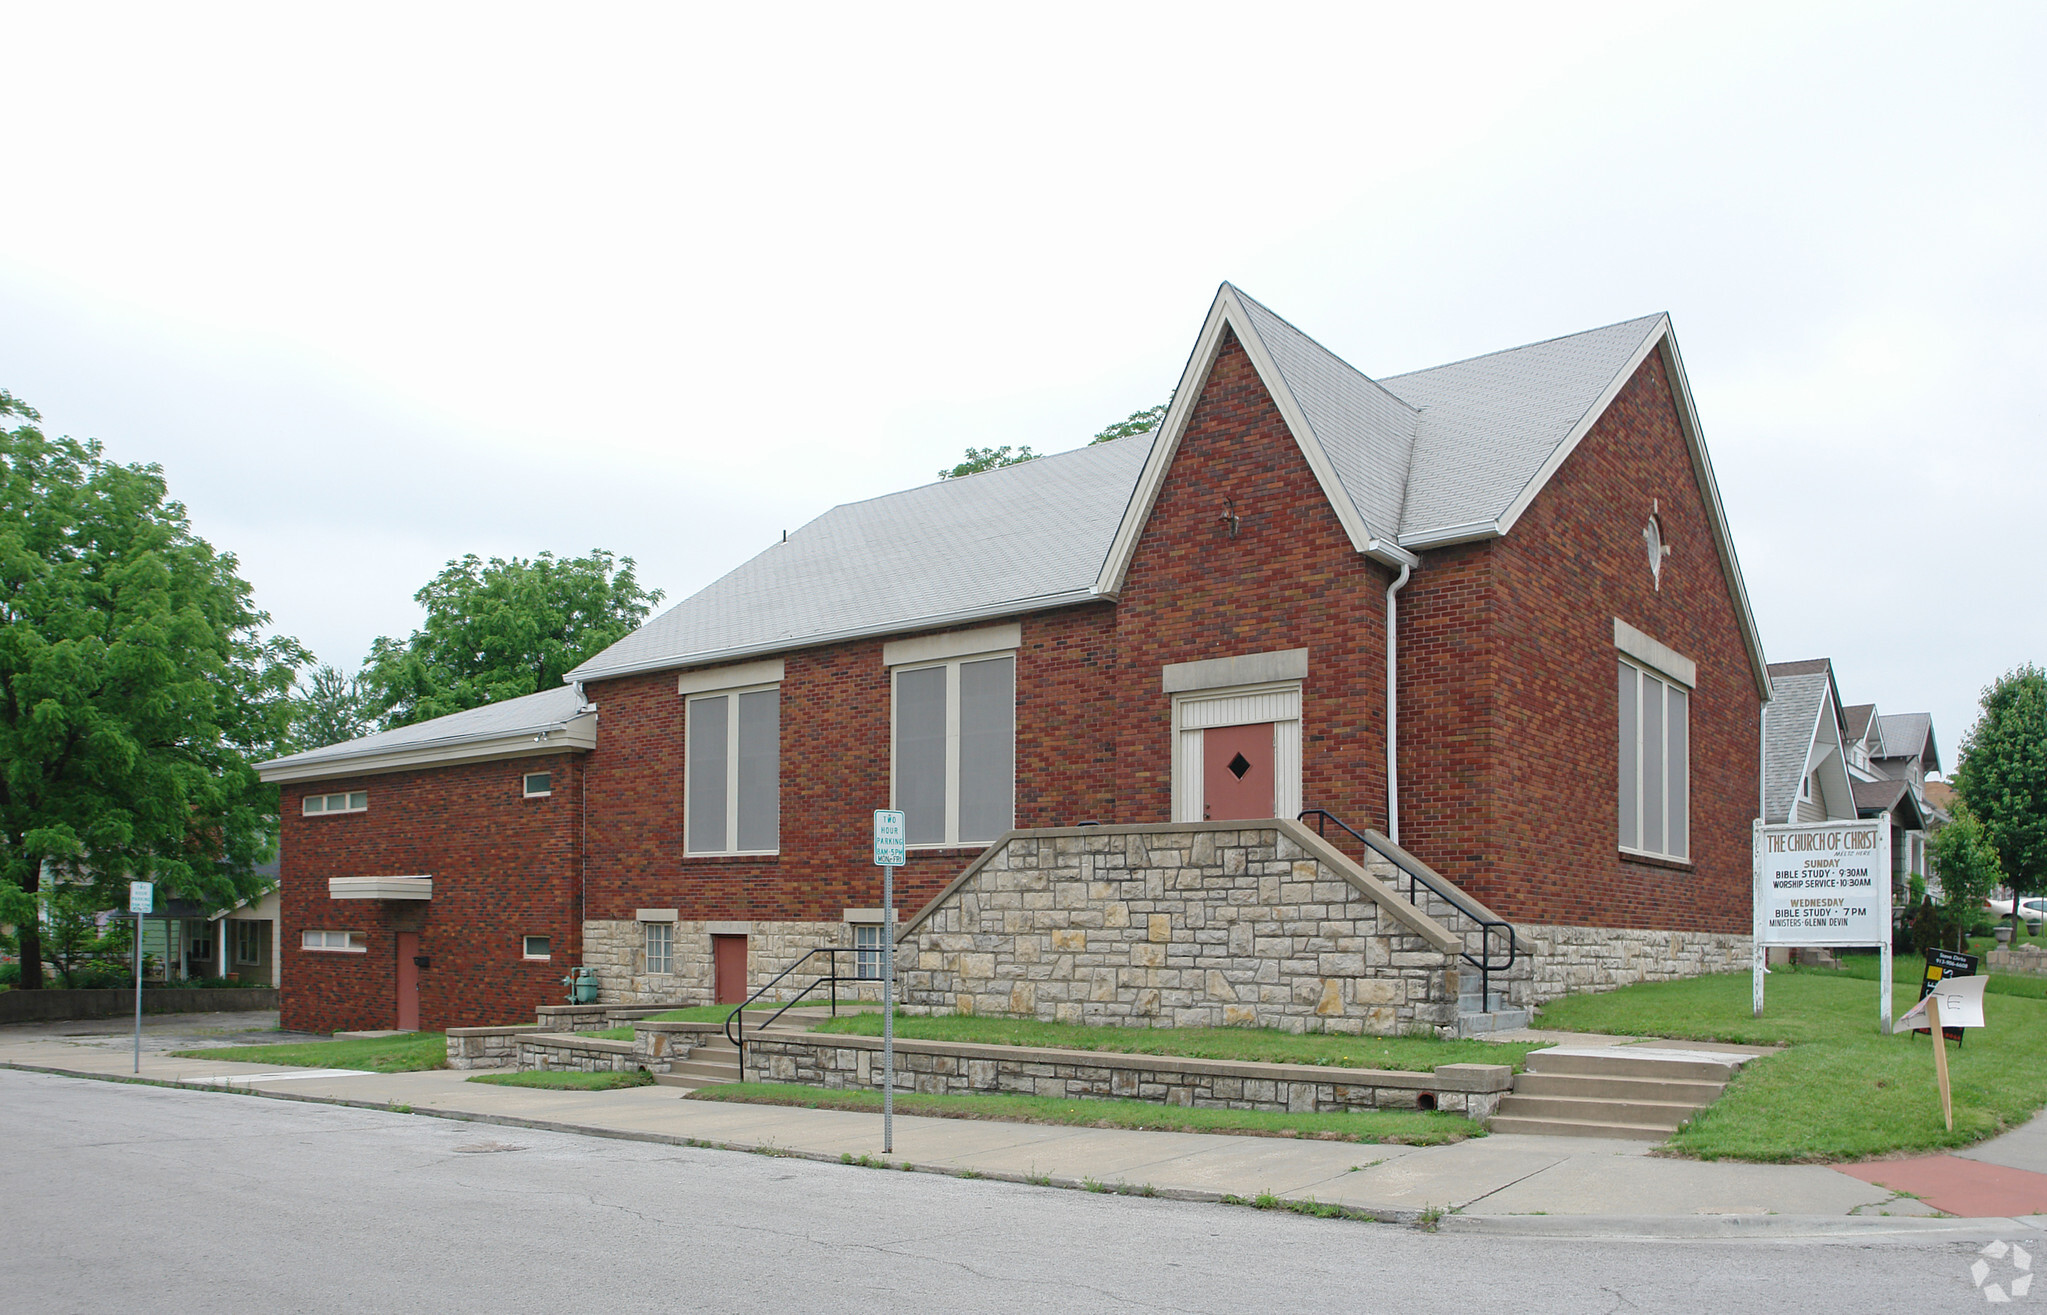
<box><xmin>1093</xmin><ymin>285</ymin><xmax>1415</xmax><ymax>597</ymax></box>
<box><xmin>1655</xmin><ymin>333</ymin><xmax>1773</xmax><ymax>703</ymax></box>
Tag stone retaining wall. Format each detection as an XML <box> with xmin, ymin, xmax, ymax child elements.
<box><xmin>0</xmin><ymin>986</ymin><xmax>279</xmax><ymax>1024</ymax></box>
<box><xmin>897</xmin><ymin>822</ymin><xmax>1481</xmax><ymax>1035</ymax></box>
<box><xmin>1989</xmin><ymin>944</ymin><xmax>2047</xmax><ymax>976</ymax></box>
<box><xmin>446</xmin><ymin>1025</ymin><xmax>540</xmax><ymax>1069</ymax></box>
<box><xmin>516</xmin><ymin>1033</ymin><xmax>640</xmax><ymax>1073</ymax></box>
<box><xmin>743</xmin><ymin>1032</ymin><xmax>1512</xmax><ymax>1120</ymax></box>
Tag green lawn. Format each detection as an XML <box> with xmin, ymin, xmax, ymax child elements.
<box><xmin>589</xmin><ymin>1025</ymin><xmax>637</xmax><ymax>1040</ymax></box>
<box><xmin>641</xmin><ymin>1003</ymin><xmax>793</xmax><ymax>1023</ymax></box>
<box><xmin>1536</xmin><ymin>968</ymin><xmax>2047</xmax><ymax>1161</ymax></box>
<box><xmin>171</xmin><ymin>1032</ymin><xmax>447</xmax><ymax>1072</ymax></box>
<box><xmin>809</xmin><ymin>1012</ymin><xmax>1546</xmax><ymax>1073</ymax></box>
<box><xmin>690</xmin><ymin>1081</ymin><xmax>1475</xmax><ymax>1144</ymax></box>
<box><xmin>1825</xmin><ymin>953</ymin><xmax>2047</xmax><ymax>1000</ymax></box>
<box><xmin>467</xmin><ymin>1069</ymin><xmax>653</xmax><ymax>1091</ymax></box>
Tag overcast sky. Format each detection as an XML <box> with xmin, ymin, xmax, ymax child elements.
<box><xmin>3</xmin><ymin>3</ymin><xmax>2041</xmax><ymax>766</ymax></box>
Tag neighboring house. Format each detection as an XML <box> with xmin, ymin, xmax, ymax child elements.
<box><xmin>261</xmin><ymin>284</ymin><xmax>1774</xmax><ymax>1034</ymax></box>
<box><xmin>1829</xmin><ymin>697</ymin><xmax>1943</xmax><ymax>899</ymax></box>
<box><xmin>1762</xmin><ymin>659</ymin><xmax>1858</xmax><ymax>825</ymax></box>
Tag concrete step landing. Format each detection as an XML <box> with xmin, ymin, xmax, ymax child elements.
<box><xmin>1492</xmin><ymin>1045</ymin><xmax>1753</xmax><ymax>1140</ymax></box>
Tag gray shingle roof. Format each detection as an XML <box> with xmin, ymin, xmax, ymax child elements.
<box><xmin>1381</xmin><ymin>314</ymin><xmax>1667</xmax><ymax>541</ymax></box>
<box><xmin>260</xmin><ymin>684</ymin><xmax>587</xmax><ymax>775</ymax></box>
<box><xmin>1842</xmin><ymin>703</ymin><xmax>1879</xmax><ymax>750</ymax></box>
<box><xmin>569</xmin><ymin>289</ymin><xmax>1684</xmax><ymax>684</ymax></box>
<box><xmin>1877</xmin><ymin>712</ymin><xmax>1938</xmax><ymax>772</ymax></box>
<box><xmin>569</xmin><ymin>436</ymin><xmax>1155</xmax><ymax>683</ymax></box>
<box><xmin>1762</xmin><ymin>670</ymin><xmax>1829</xmax><ymax>824</ymax></box>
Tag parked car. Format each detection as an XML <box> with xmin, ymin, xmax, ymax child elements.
<box><xmin>1985</xmin><ymin>896</ymin><xmax>2047</xmax><ymax>922</ymax></box>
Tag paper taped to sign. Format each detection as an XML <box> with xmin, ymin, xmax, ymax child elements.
<box><xmin>1894</xmin><ymin>972</ymin><xmax>1987</xmax><ymax>1033</ymax></box>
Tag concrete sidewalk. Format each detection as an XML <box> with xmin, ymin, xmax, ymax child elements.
<box><xmin>5</xmin><ymin>1024</ymin><xmax>2046</xmax><ymax>1238</ymax></box>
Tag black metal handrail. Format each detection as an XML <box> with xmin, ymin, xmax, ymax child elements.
<box><xmin>1297</xmin><ymin>808</ymin><xmax>1518</xmax><ymax>1012</ymax></box>
<box><xmin>723</xmin><ymin>946</ymin><xmax>872</xmax><ymax>1057</ymax></box>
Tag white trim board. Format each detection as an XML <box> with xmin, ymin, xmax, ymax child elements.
<box><xmin>882</xmin><ymin>623</ymin><xmax>1021</xmax><ymax>667</ymax></box>
<box><xmin>677</xmin><ymin>658</ymin><xmax>784</xmax><ymax>695</ymax></box>
<box><xmin>1613</xmin><ymin>618</ymin><xmax>1697</xmax><ymax>688</ymax></box>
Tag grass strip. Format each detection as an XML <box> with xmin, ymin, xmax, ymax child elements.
<box><xmin>1536</xmin><ymin>968</ymin><xmax>2047</xmax><ymax>1161</ymax></box>
<box><xmin>588</xmin><ymin>1025</ymin><xmax>636</xmax><ymax>1040</ymax></box>
<box><xmin>690</xmin><ymin>1081</ymin><xmax>1475</xmax><ymax>1144</ymax></box>
<box><xmin>467</xmin><ymin>1069</ymin><xmax>653</xmax><ymax>1091</ymax></box>
<box><xmin>1823</xmin><ymin>954</ymin><xmax>2047</xmax><ymax>1000</ymax></box>
<box><xmin>808</xmin><ymin>1012</ymin><xmax>1544</xmax><ymax>1073</ymax></box>
<box><xmin>169</xmin><ymin>1032</ymin><xmax>448</xmax><ymax>1073</ymax></box>
<box><xmin>641</xmin><ymin>1004</ymin><xmax>787</xmax><ymax>1023</ymax></box>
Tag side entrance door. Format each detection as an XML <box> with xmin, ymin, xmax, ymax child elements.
<box><xmin>712</xmin><ymin>934</ymin><xmax>748</xmax><ymax>1004</ymax></box>
<box><xmin>1203</xmin><ymin>722</ymin><xmax>1276</xmax><ymax>821</ymax></box>
<box><xmin>395</xmin><ymin>931</ymin><xmax>420</xmax><ymax>1031</ymax></box>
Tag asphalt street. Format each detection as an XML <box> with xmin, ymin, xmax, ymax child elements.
<box><xmin>5</xmin><ymin>1069</ymin><xmax>2028</xmax><ymax>1313</ymax></box>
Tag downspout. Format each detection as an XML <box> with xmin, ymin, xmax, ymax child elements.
<box><xmin>1385</xmin><ymin>559</ymin><xmax>1412</xmax><ymax>844</ymax></box>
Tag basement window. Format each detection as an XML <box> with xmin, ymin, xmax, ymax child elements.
<box><xmin>302</xmin><ymin>930</ymin><xmax>365</xmax><ymax>953</ymax></box>
<box><xmin>522</xmin><ymin>935</ymin><xmax>552</xmax><ymax>961</ymax></box>
<box><xmin>644</xmin><ymin>922</ymin><xmax>672</xmax><ymax>975</ymax></box>
<box><xmin>303</xmin><ymin>791</ymin><xmax>368</xmax><ymax>816</ymax></box>
<box><xmin>522</xmin><ymin>771</ymin><xmax>552</xmax><ymax>798</ymax></box>
<box><xmin>854</xmin><ymin>923</ymin><xmax>884</xmax><ymax>980</ymax></box>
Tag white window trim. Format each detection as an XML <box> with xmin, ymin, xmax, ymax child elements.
<box><xmin>1170</xmin><ymin>680</ymin><xmax>1302</xmax><ymax>824</ymax></box>
<box><xmin>302</xmin><ymin>791</ymin><xmax>368</xmax><ymax>817</ymax></box>
<box><xmin>684</xmin><ymin>680</ymin><xmax>781</xmax><ymax>857</ymax></box>
<box><xmin>522</xmin><ymin>935</ymin><xmax>552</xmax><ymax>961</ymax></box>
<box><xmin>1618</xmin><ymin>655</ymin><xmax>1690</xmax><ymax>862</ymax></box>
<box><xmin>302</xmin><ymin>930</ymin><xmax>365</xmax><ymax>953</ymax></box>
<box><xmin>644</xmin><ymin>922</ymin><xmax>673</xmax><ymax>976</ymax></box>
<box><xmin>522</xmin><ymin>771</ymin><xmax>553</xmax><ymax>798</ymax></box>
<box><xmin>853</xmin><ymin>922</ymin><xmax>885</xmax><ymax>980</ymax></box>
<box><xmin>890</xmin><ymin>647</ymin><xmax>1017</xmax><ymax>850</ymax></box>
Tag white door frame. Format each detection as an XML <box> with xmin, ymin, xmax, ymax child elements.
<box><xmin>1171</xmin><ymin>681</ymin><xmax>1302</xmax><ymax>823</ymax></box>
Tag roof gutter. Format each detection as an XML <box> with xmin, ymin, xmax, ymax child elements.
<box><xmin>566</xmin><ymin>586</ymin><xmax>1109</xmax><ymax>688</ymax></box>
<box><xmin>257</xmin><ymin>711</ymin><xmax>599</xmax><ymax>784</ymax></box>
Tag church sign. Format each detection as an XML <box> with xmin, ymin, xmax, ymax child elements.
<box><xmin>1752</xmin><ymin>819</ymin><xmax>1893</xmax><ymax>1029</ymax></box>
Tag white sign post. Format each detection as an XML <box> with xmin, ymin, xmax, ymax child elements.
<box><xmin>1752</xmin><ymin>819</ymin><xmax>1892</xmax><ymax>1030</ymax></box>
<box><xmin>872</xmin><ymin>810</ymin><xmax>906</xmax><ymax>1154</ymax></box>
<box><xmin>128</xmin><ymin>882</ymin><xmax>153</xmax><ymax>1073</ymax></box>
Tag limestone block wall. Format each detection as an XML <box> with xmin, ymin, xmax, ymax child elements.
<box><xmin>446</xmin><ymin>1025</ymin><xmax>537</xmax><ymax>1069</ymax></box>
<box><xmin>1517</xmin><ymin>924</ymin><xmax>1752</xmax><ymax>1004</ymax></box>
<box><xmin>744</xmin><ymin>1032</ymin><xmax>1512</xmax><ymax>1120</ymax></box>
<box><xmin>516</xmin><ymin>1033</ymin><xmax>639</xmax><ymax>1073</ymax></box>
<box><xmin>898</xmin><ymin>823</ymin><xmax>1471</xmax><ymax>1036</ymax></box>
<box><xmin>1989</xmin><ymin>944</ymin><xmax>2047</xmax><ymax>976</ymax></box>
<box><xmin>581</xmin><ymin>918</ymin><xmax>893</xmax><ymax>1007</ymax></box>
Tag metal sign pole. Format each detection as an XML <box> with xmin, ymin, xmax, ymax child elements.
<box><xmin>882</xmin><ymin>861</ymin><xmax>894</xmax><ymax>1154</ymax></box>
<box><xmin>871</xmin><ymin>809</ymin><xmax>905</xmax><ymax>1156</ymax></box>
<box><xmin>129</xmin><ymin>881</ymin><xmax>152</xmax><ymax>1074</ymax></box>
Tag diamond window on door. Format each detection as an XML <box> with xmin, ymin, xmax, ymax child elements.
<box><xmin>1227</xmin><ymin>752</ymin><xmax>1252</xmax><ymax>780</ymax></box>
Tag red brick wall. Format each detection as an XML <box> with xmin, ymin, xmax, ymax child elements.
<box><xmin>278</xmin><ymin>754</ymin><xmax>583</xmax><ymax>1034</ymax></box>
<box><xmin>1480</xmin><ymin>348</ymin><xmax>1759</xmax><ymax>932</ymax></box>
<box><xmin>1108</xmin><ymin>328</ymin><xmax>1395</xmax><ymax>830</ymax></box>
<box><xmin>579</xmin><ymin>605</ymin><xmax>1119</xmax><ymax>925</ymax></box>
<box><xmin>1396</xmin><ymin>349</ymin><xmax>1759</xmax><ymax>931</ymax></box>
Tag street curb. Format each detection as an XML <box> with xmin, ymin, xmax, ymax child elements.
<box><xmin>6</xmin><ymin>1059</ymin><xmax>2035</xmax><ymax>1238</ymax></box>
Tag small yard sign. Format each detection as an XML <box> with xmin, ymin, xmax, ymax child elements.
<box><xmin>1752</xmin><ymin>819</ymin><xmax>1893</xmax><ymax>1029</ymax></box>
<box><xmin>1893</xmin><ymin>972</ymin><xmax>1990</xmax><ymax>1131</ymax></box>
<box><xmin>128</xmin><ymin>881</ymin><xmax>153</xmax><ymax>915</ymax></box>
<box><xmin>872</xmin><ymin>810</ymin><xmax>906</xmax><ymax>867</ymax></box>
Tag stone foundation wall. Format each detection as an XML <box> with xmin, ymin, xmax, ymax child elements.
<box><xmin>898</xmin><ymin>823</ymin><xmax>1476</xmax><ymax>1036</ymax></box>
<box><xmin>1517</xmin><ymin>924</ymin><xmax>1753</xmax><ymax>1005</ymax></box>
<box><xmin>744</xmin><ymin>1032</ymin><xmax>1511</xmax><ymax>1120</ymax></box>
<box><xmin>581</xmin><ymin>918</ymin><xmax>892</xmax><ymax>1008</ymax></box>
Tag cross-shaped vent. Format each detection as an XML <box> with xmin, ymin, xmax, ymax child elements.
<box><xmin>1226</xmin><ymin>752</ymin><xmax>1252</xmax><ymax>780</ymax></box>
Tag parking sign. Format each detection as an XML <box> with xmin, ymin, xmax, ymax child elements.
<box><xmin>873</xmin><ymin>810</ymin><xmax>906</xmax><ymax>866</ymax></box>
<box><xmin>128</xmin><ymin>881</ymin><xmax>153</xmax><ymax>915</ymax></box>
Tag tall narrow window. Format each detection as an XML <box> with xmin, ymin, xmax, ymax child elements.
<box><xmin>1618</xmin><ymin>657</ymin><xmax>1689</xmax><ymax>860</ymax></box>
<box><xmin>686</xmin><ymin>685</ymin><xmax>779</xmax><ymax>855</ymax></box>
<box><xmin>645</xmin><ymin>922</ymin><xmax>673</xmax><ymax>975</ymax></box>
<box><xmin>892</xmin><ymin>654</ymin><xmax>1014</xmax><ymax>847</ymax></box>
<box><xmin>854</xmin><ymin>923</ymin><xmax>883</xmax><ymax>980</ymax></box>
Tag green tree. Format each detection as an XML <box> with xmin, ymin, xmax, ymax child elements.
<box><xmin>938</xmin><ymin>400</ymin><xmax>1171</xmax><ymax>481</ymax></box>
<box><xmin>0</xmin><ymin>391</ymin><xmax>304</xmax><ymax>989</ymax></box>
<box><xmin>1929</xmin><ymin>800</ymin><xmax>2002</xmax><ymax>951</ymax></box>
<box><xmin>1090</xmin><ymin>402</ymin><xmax>1168</xmax><ymax>444</ymax></box>
<box><xmin>37</xmin><ymin>877</ymin><xmax>134</xmax><ymax>988</ymax></box>
<box><xmin>292</xmin><ymin>662</ymin><xmax>372</xmax><ymax>749</ymax></box>
<box><xmin>938</xmin><ymin>445</ymin><xmax>1038</xmax><ymax>480</ymax></box>
<box><xmin>1953</xmin><ymin>663</ymin><xmax>2047</xmax><ymax>926</ymax></box>
<box><xmin>362</xmin><ymin>550</ymin><xmax>663</xmax><ymax>729</ymax></box>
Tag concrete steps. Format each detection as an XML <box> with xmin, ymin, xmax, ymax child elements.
<box><xmin>649</xmin><ymin>1005</ymin><xmax>840</xmax><ymax>1089</ymax></box>
<box><xmin>1490</xmin><ymin>1046</ymin><xmax>1749</xmax><ymax>1140</ymax></box>
<box><xmin>1455</xmin><ymin>987</ymin><xmax>1530</xmax><ymax>1037</ymax></box>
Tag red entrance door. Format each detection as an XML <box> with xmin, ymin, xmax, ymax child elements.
<box><xmin>1204</xmin><ymin>723</ymin><xmax>1276</xmax><ymax>821</ymax></box>
<box><xmin>395</xmin><ymin>931</ymin><xmax>420</xmax><ymax>1031</ymax></box>
<box><xmin>713</xmin><ymin>935</ymin><xmax>748</xmax><ymax>1004</ymax></box>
